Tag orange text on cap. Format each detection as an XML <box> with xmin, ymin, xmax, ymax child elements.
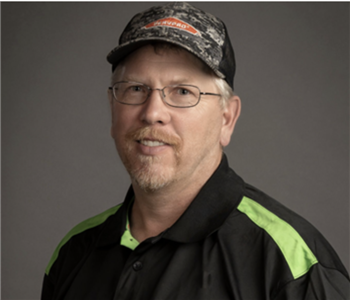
<box><xmin>144</xmin><ymin>17</ymin><xmax>201</xmax><ymax>36</ymax></box>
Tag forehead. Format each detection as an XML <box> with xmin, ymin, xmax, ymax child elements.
<box><xmin>113</xmin><ymin>44</ymin><xmax>214</xmax><ymax>82</ymax></box>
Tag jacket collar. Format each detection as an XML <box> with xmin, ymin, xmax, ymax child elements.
<box><xmin>162</xmin><ymin>153</ymin><xmax>245</xmax><ymax>243</ymax></box>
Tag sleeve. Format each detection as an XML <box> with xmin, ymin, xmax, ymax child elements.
<box><xmin>273</xmin><ymin>263</ymin><xmax>350</xmax><ymax>300</ymax></box>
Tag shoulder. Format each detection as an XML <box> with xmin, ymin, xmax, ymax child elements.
<box><xmin>236</xmin><ymin>183</ymin><xmax>349</xmax><ymax>281</ymax></box>
<box><xmin>45</xmin><ymin>204</ymin><xmax>123</xmax><ymax>276</ymax></box>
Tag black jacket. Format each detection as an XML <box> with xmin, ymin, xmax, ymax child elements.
<box><xmin>42</xmin><ymin>154</ymin><xmax>349</xmax><ymax>300</ymax></box>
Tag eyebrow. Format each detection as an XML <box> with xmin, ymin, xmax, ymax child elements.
<box><xmin>170</xmin><ymin>77</ymin><xmax>193</xmax><ymax>85</ymax></box>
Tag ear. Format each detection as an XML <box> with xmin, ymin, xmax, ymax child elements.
<box><xmin>220</xmin><ymin>95</ymin><xmax>241</xmax><ymax>147</ymax></box>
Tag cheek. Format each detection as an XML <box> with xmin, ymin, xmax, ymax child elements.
<box><xmin>110</xmin><ymin>113</ymin><xmax>121</xmax><ymax>139</ymax></box>
<box><xmin>111</xmin><ymin>106</ymin><xmax>138</xmax><ymax>137</ymax></box>
<box><xmin>179</xmin><ymin>110</ymin><xmax>222</xmax><ymax>149</ymax></box>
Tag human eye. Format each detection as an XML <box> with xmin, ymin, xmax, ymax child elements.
<box><xmin>126</xmin><ymin>84</ymin><xmax>146</xmax><ymax>93</ymax></box>
<box><xmin>174</xmin><ymin>86</ymin><xmax>193</xmax><ymax>96</ymax></box>
<box><xmin>167</xmin><ymin>85</ymin><xmax>199</xmax><ymax>107</ymax></box>
<box><xmin>115</xmin><ymin>82</ymin><xmax>147</xmax><ymax>104</ymax></box>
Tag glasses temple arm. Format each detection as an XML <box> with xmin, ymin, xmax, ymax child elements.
<box><xmin>200</xmin><ymin>92</ymin><xmax>221</xmax><ymax>97</ymax></box>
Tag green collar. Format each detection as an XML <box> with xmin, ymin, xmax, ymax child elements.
<box><xmin>120</xmin><ymin>200</ymin><xmax>139</xmax><ymax>250</ymax></box>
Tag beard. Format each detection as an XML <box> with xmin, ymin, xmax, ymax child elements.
<box><xmin>117</xmin><ymin>127</ymin><xmax>182</xmax><ymax>192</ymax></box>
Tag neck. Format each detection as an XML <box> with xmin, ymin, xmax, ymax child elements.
<box><xmin>129</xmin><ymin>153</ymin><xmax>222</xmax><ymax>243</ymax></box>
<box><xmin>129</xmin><ymin>180</ymin><xmax>199</xmax><ymax>243</ymax></box>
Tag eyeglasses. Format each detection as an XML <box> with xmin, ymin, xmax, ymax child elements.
<box><xmin>108</xmin><ymin>81</ymin><xmax>221</xmax><ymax>108</ymax></box>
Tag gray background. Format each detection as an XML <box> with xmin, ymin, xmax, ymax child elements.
<box><xmin>2</xmin><ymin>2</ymin><xmax>349</xmax><ymax>299</ymax></box>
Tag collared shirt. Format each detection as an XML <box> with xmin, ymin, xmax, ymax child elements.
<box><xmin>41</xmin><ymin>154</ymin><xmax>349</xmax><ymax>300</ymax></box>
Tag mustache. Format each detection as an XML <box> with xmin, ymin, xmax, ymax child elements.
<box><xmin>126</xmin><ymin>127</ymin><xmax>182</xmax><ymax>152</ymax></box>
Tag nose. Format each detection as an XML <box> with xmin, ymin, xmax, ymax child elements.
<box><xmin>140</xmin><ymin>88</ymin><xmax>171</xmax><ymax>125</ymax></box>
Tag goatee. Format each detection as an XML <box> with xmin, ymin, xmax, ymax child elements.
<box><xmin>119</xmin><ymin>127</ymin><xmax>182</xmax><ymax>192</ymax></box>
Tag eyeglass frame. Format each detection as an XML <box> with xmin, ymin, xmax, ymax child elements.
<box><xmin>108</xmin><ymin>81</ymin><xmax>221</xmax><ymax>108</ymax></box>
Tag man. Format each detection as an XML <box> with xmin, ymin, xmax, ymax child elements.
<box><xmin>41</xmin><ymin>3</ymin><xmax>349</xmax><ymax>299</ymax></box>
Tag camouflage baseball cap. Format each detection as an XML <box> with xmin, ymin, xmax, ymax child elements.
<box><xmin>107</xmin><ymin>2</ymin><xmax>236</xmax><ymax>90</ymax></box>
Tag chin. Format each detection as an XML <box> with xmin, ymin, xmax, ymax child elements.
<box><xmin>133</xmin><ymin>174</ymin><xmax>170</xmax><ymax>193</ymax></box>
<box><xmin>125</xmin><ymin>154</ymin><xmax>176</xmax><ymax>193</ymax></box>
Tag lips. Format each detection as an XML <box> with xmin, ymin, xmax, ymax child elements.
<box><xmin>125</xmin><ymin>127</ymin><xmax>182</xmax><ymax>156</ymax></box>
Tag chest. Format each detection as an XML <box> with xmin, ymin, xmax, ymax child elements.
<box><xmin>56</xmin><ymin>232</ymin><xmax>287</xmax><ymax>300</ymax></box>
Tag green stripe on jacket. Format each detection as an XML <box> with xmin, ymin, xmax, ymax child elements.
<box><xmin>45</xmin><ymin>204</ymin><xmax>122</xmax><ymax>275</ymax></box>
<box><xmin>237</xmin><ymin>196</ymin><xmax>318</xmax><ymax>279</ymax></box>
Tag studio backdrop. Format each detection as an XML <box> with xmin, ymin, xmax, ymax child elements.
<box><xmin>2</xmin><ymin>2</ymin><xmax>349</xmax><ymax>299</ymax></box>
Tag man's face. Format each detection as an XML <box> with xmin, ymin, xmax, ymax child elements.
<box><xmin>109</xmin><ymin>44</ymin><xmax>237</xmax><ymax>192</ymax></box>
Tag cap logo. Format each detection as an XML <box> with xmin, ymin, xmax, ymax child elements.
<box><xmin>143</xmin><ymin>17</ymin><xmax>201</xmax><ymax>36</ymax></box>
